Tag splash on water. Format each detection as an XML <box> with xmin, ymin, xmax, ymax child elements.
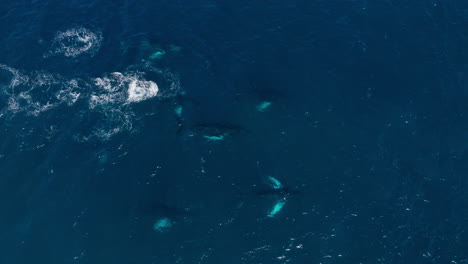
<box><xmin>45</xmin><ymin>27</ymin><xmax>103</xmax><ymax>58</ymax></box>
<box><xmin>0</xmin><ymin>62</ymin><xmax>180</xmax><ymax>142</ymax></box>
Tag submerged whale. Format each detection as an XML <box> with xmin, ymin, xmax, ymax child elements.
<box><xmin>177</xmin><ymin>122</ymin><xmax>247</xmax><ymax>141</ymax></box>
<box><xmin>238</xmin><ymin>175</ymin><xmax>300</xmax><ymax>218</ymax></box>
<box><xmin>147</xmin><ymin>202</ymin><xmax>193</xmax><ymax>217</ymax></box>
<box><xmin>253</xmin><ymin>176</ymin><xmax>301</xmax><ymax>197</ymax></box>
<box><xmin>141</xmin><ymin>202</ymin><xmax>195</xmax><ymax>232</ymax></box>
<box><xmin>193</xmin><ymin>123</ymin><xmax>246</xmax><ymax>140</ymax></box>
<box><xmin>253</xmin><ymin>186</ymin><xmax>302</xmax><ymax>197</ymax></box>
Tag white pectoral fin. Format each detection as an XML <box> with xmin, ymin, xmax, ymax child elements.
<box><xmin>257</xmin><ymin>101</ymin><xmax>272</xmax><ymax>112</ymax></box>
<box><xmin>267</xmin><ymin>198</ymin><xmax>287</xmax><ymax>218</ymax></box>
<box><xmin>268</xmin><ymin>176</ymin><xmax>283</xmax><ymax>190</ymax></box>
<box><xmin>203</xmin><ymin>135</ymin><xmax>225</xmax><ymax>141</ymax></box>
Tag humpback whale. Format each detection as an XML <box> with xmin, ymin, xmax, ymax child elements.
<box><xmin>133</xmin><ymin>199</ymin><xmax>194</xmax><ymax>233</ymax></box>
<box><xmin>242</xmin><ymin>175</ymin><xmax>300</xmax><ymax>217</ymax></box>
<box><xmin>179</xmin><ymin>122</ymin><xmax>247</xmax><ymax>141</ymax></box>
<box><xmin>253</xmin><ymin>175</ymin><xmax>302</xmax><ymax>197</ymax></box>
<box><xmin>253</xmin><ymin>186</ymin><xmax>301</xmax><ymax>197</ymax></box>
<box><xmin>261</xmin><ymin>176</ymin><xmax>291</xmax><ymax>217</ymax></box>
<box><xmin>147</xmin><ymin>202</ymin><xmax>193</xmax><ymax>218</ymax></box>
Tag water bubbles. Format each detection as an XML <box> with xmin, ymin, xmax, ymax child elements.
<box><xmin>45</xmin><ymin>27</ymin><xmax>102</xmax><ymax>58</ymax></box>
<box><xmin>1</xmin><ymin>26</ymin><xmax>181</xmax><ymax>142</ymax></box>
<box><xmin>127</xmin><ymin>79</ymin><xmax>158</xmax><ymax>103</ymax></box>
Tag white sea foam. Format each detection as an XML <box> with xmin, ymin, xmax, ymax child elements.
<box><xmin>0</xmin><ymin>62</ymin><xmax>180</xmax><ymax>141</ymax></box>
<box><xmin>46</xmin><ymin>27</ymin><xmax>102</xmax><ymax>58</ymax></box>
<box><xmin>90</xmin><ymin>71</ymin><xmax>159</xmax><ymax>107</ymax></box>
<box><xmin>0</xmin><ymin>65</ymin><xmax>82</xmax><ymax>116</ymax></box>
<box><xmin>0</xmin><ymin>63</ymin><xmax>29</xmax><ymax>89</ymax></box>
<box><xmin>56</xmin><ymin>79</ymin><xmax>81</xmax><ymax>106</ymax></box>
<box><xmin>127</xmin><ymin>79</ymin><xmax>158</xmax><ymax>103</ymax></box>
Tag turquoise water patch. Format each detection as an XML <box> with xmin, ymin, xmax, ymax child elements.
<box><xmin>175</xmin><ymin>105</ymin><xmax>183</xmax><ymax>118</ymax></box>
<box><xmin>203</xmin><ymin>135</ymin><xmax>225</xmax><ymax>141</ymax></box>
<box><xmin>168</xmin><ymin>44</ymin><xmax>182</xmax><ymax>52</ymax></box>
<box><xmin>153</xmin><ymin>217</ymin><xmax>173</xmax><ymax>232</ymax></box>
<box><xmin>256</xmin><ymin>101</ymin><xmax>272</xmax><ymax>112</ymax></box>
<box><xmin>149</xmin><ymin>50</ymin><xmax>165</xmax><ymax>59</ymax></box>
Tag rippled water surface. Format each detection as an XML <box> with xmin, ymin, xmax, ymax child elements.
<box><xmin>0</xmin><ymin>1</ymin><xmax>467</xmax><ymax>263</ymax></box>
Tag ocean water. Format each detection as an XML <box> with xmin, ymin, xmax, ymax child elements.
<box><xmin>0</xmin><ymin>1</ymin><xmax>467</xmax><ymax>263</ymax></box>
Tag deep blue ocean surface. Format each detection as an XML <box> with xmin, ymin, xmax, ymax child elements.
<box><xmin>0</xmin><ymin>1</ymin><xmax>467</xmax><ymax>263</ymax></box>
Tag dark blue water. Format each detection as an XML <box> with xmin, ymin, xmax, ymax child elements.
<box><xmin>0</xmin><ymin>1</ymin><xmax>467</xmax><ymax>263</ymax></box>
